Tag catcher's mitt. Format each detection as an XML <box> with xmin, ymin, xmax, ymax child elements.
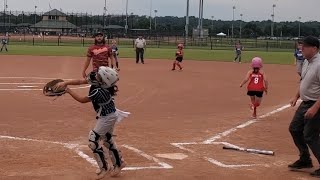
<box><xmin>43</xmin><ymin>79</ymin><xmax>66</xmax><ymax>96</ymax></box>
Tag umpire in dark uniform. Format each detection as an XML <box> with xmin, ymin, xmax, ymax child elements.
<box><xmin>289</xmin><ymin>36</ymin><xmax>320</xmax><ymax>177</ymax></box>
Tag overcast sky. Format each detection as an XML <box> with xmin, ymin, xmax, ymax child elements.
<box><xmin>3</xmin><ymin>0</ymin><xmax>319</xmax><ymax>22</ymax></box>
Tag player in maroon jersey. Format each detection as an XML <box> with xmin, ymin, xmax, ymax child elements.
<box><xmin>82</xmin><ymin>32</ymin><xmax>115</xmax><ymax>78</ymax></box>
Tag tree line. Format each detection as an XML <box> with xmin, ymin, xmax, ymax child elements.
<box><xmin>1</xmin><ymin>12</ymin><xmax>319</xmax><ymax>38</ymax></box>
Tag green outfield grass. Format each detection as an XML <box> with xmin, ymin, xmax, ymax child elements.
<box><xmin>0</xmin><ymin>45</ymin><xmax>294</xmax><ymax>65</ymax></box>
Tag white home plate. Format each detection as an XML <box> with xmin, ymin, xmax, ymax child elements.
<box><xmin>155</xmin><ymin>153</ymin><xmax>188</xmax><ymax>160</ymax></box>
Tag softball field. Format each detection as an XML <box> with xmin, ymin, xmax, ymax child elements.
<box><xmin>0</xmin><ymin>55</ymin><xmax>314</xmax><ymax>180</ymax></box>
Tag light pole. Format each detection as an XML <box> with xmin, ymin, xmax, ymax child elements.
<box><xmin>125</xmin><ymin>0</ymin><xmax>128</xmax><ymax>33</ymax></box>
<box><xmin>3</xmin><ymin>0</ymin><xmax>7</xmax><ymax>30</ymax></box>
<box><xmin>211</xmin><ymin>16</ymin><xmax>214</xmax><ymax>36</ymax></box>
<box><xmin>130</xmin><ymin>12</ymin><xmax>134</xmax><ymax>29</ymax></box>
<box><xmin>240</xmin><ymin>14</ymin><xmax>243</xmax><ymax>39</ymax></box>
<box><xmin>201</xmin><ymin>0</ymin><xmax>204</xmax><ymax>38</ymax></box>
<box><xmin>149</xmin><ymin>0</ymin><xmax>152</xmax><ymax>32</ymax></box>
<box><xmin>154</xmin><ymin>10</ymin><xmax>158</xmax><ymax>31</ymax></box>
<box><xmin>34</xmin><ymin>5</ymin><xmax>37</xmax><ymax>32</ymax></box>
<box><xmin>211</xmin><ymin>16</ymin><xmax>214</xmax><ymax>30</ymax></box>
<box><xmin>197</xmin><ymin>0</ymin><xmax>204</xmax><ymax>38</ymax></box>
<box><xmin>232</xmin><ymin>5</ymin><xmax>236</xmax><ymax>39</ymax></box>
<box><xmin>185</xmin><ymin>0</ymin><xmax>189</xmax><ymax>46</ymax></box>
<box><xmin>271</xmin><ymin>4</ymin><xmax>276</xmax><ymax>37</ymax></box>
<box><xmin>298</xmin><ymin>16</ymin><xmax>301</xmax><ymax>37</ymax></box>
<box><xmin>197</xmin><ymin>0</ymin><xmax>201</xmax><ymax>29</ymax></box>
<box><xmin>103</xmin><ymin>0</ymin><xmax>107</xmax><ymax>29</ymax></box>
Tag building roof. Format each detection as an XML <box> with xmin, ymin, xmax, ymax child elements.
<box><xmin>105</xmin><ymin>25</ymin><xmax>124</xmax><ymax>29</ymax></box>
<box><xmin>81</xmin><ymin>24</ymin><xmax>104</xmax><ymax>29</ymax></box>
<box><xmin>43</xmin><ymin>9</ymin><xmax>67</xmax><ymax>17</ymax></box>
<box><xmin>34</xmin><ymin>20</ymin><xmax>77</xmax><ymax>29</ymax></box>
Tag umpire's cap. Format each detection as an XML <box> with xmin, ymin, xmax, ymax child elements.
<box><xmin>302</xmin><ymin>36</ymin><xmax>320</xmax><ymax>49</ymax></box>
<box><xmin>94</xmin><ymin>32</ymin><xmax>104</xmax><ymax>37</ymax></box>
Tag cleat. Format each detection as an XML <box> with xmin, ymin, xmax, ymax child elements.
<box><xmin>95</xmin><ymin>168</ymin><xmax>110</xmax><ymax>180</ymax></box>
<box><xmin>110</xmin><ymin>161</ymin><xmax>127</xmax><ymax>177</ymax></box>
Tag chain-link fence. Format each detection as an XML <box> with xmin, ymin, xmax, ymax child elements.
<box><xmin>4</xmin><ymin>35</ymin><xmax>296</xmax><ymax>52</ymax></box>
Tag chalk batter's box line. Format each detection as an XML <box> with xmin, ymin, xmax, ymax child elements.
<box><xmin>0</xmin><ymin>135</ymin><xmax>172</xmax><ymax>171</ymax></box>
<box><xmin>170</xmin><ymin>102</ymin><xmax>299</xmax><ymax>168</ymax></box>
<box><xmin>0</xmin><ymin>77</ymin><xmax>90</xmax><ymax>91</ymax></box>
<box><xmin>170</xmin><ymin>142</ymin><xmax>270</xmax><ymax>168</ymax></box>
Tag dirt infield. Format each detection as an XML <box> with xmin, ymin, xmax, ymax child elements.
<box><xmin>0</xmin><ymin>55</ymin><xmax>316</xmax><ymax>180</ymax></box>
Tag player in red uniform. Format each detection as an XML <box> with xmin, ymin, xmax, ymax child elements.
<box><xmin>82</xmin><ymin>32</ymin><xmax>115</xmax><ymax>78</ymax></box>
<box><xmin>172</xmin><ymin>43</ymin><xmax>184</xmax><ymax>71</ymax></box>
<box><xmin>240</xmin><ymin>57</ymin><xmax>269</xmax><ymax>118</ymax></box>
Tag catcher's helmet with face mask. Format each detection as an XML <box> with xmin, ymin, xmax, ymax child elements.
<box><xmin>98</xmin><ymin>66</ymin><xmax>119</xmax><ymax>88</ymax></box>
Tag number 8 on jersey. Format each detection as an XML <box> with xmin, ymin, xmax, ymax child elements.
<box><xmin>248</xmin><ymin>72</ymin><xmax>265</xmax><ymax>91</ymax></box>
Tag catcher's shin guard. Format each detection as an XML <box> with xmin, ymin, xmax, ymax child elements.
<box><xmin>88</xmin><ymin>130</ymin><xmax>108</xmax><ymax>170</ymax></box>
<box><xmin>103</xmin><ymin>132</ymin><xmax>122</xmax><ymax>167</ymax></box>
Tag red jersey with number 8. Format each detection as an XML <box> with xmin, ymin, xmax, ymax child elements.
<box><xmin>247</xmin><ymin>72</ymin><xmax>265</xmax><ymax>91</ymax></box>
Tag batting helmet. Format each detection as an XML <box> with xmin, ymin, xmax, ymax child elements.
<box><xmin>251</xmin><ymin>57</ymin><xmax>263</xmax><ymax>68</ymax></box>
<box><xmin>177</xmin><ymin>43</ymin><xmax>184</xmax><ymax>49</ymax></box>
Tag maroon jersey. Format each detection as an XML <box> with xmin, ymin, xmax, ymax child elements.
<box><xmin>87</xmin><ymin>44</ymin><xmax>112</xmax><ymax>71</ymax></box>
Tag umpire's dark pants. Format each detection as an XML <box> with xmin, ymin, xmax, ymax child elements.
<box><xmin>289</xmin><ymin>101</ymin><xmax>320</xmax><ymax>163</ymax></box>
<box><xmin>136</xmin><ymin>48</ymin><xmax>144</xmax><ymax>64</ymax></box>
<box><xmin>0</xmin><ymin>43</ymin><xmax>7</xmax><ymax>51</ymax></box>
